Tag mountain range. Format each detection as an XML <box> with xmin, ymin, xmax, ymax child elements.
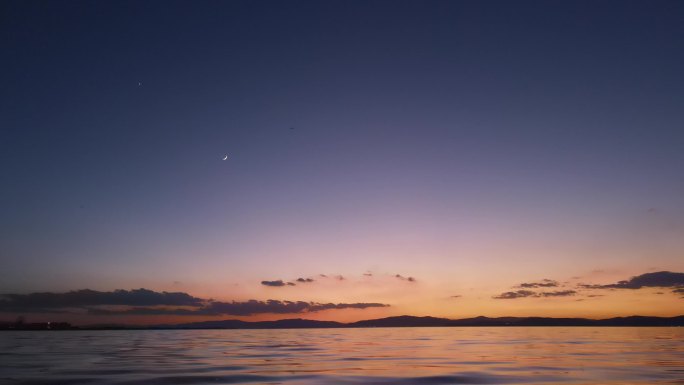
<box><xmin>130</xmin><ymin>315</ymin><xmax>684</xmax><ymax>330</ymax></box>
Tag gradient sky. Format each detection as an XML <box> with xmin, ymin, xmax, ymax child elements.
<box><xmin>2</xmin><ymin>0</ymin><xmax>683</xmax><ymax>324</ymax></box>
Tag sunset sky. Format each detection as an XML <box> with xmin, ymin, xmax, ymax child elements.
<box><xmin>2</xmin><ymin>0</ymin><xmax>683</xmax><ymax>325</ymax></box>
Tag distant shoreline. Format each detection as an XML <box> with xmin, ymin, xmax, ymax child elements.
<box><xmin>3</xmin><ymin>315</ymin><xmax>683</xmax><ymax>330</ymax></box>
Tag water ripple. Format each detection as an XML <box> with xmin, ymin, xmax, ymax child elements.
<box><xmin>1</xmin><ymin>327</ymin><xmax>682</xmax><ymax>384</ymax></box>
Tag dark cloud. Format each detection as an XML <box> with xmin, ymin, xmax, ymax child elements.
<box><xmin>395</xmin><ymin>274</ymin><xmax>416</xmax><ymax>282</ymax></box>
<box><xmin>450</xmin><ymin>295</ymin><xmax>462</xmax><ymax>299</ymax></box>
<box><xmin>516</xmin><ymin>279</ymin><xmax>559</xmax><ymax>288</ymax></box>
<box><xmin>578</xmin><ymin>271</ymin><xmax>684</xmax><ymax>296</ymax></box>
<box><xmin>261</xmin><ymin>280</ymin><xmax>293</xmax><ymax>287</ymax></box>
<box><xmin>538</xmin><ymin>290</ymin><xmax>576</xmax><ymax>297</ymax></box>
<box><xmin>335</xmin><ymin>275</ymin><xmax>345</xmax><ymax>281</ymax></box>
<box><xmin>0</xmin><ymin>289</ymin><xmax>390</xmax><ymax>316</ymax></box>
<box><xmin>0</xmin><ymin>289</ymin><xmax>203</xmax><ymax>312</ymax></box>
<box><xmin>296</xmin><ymin>278</ymin><xmax>314</xmax><ymax>283</ymax></box>
<box><xmin>493</xmin><ymin>290</ymin><xmax>537</xmax><ymax>299</ymax></box>
<box><xmin>578</xmin><ymin>284</ymin><xmax>612</xmax><ymax>290</ymax></box>
<box><xmin>87</xmin><ymin>300</ymin><xmax>389</xmax><ymax>316</ymax></box>
<box><xmin>308</xmin><ymin>302</ymin><xmax>388</xmax><ymax>312</ymax></box>
<box><xmin>493</xmin><ymin>289</ymin><xmax>576</xmax><ymax>299</ymax></box>
<box><xmin>603</xmin><ymin>271</ymin><xmax>683</xmax><ymax>289</ymax></box>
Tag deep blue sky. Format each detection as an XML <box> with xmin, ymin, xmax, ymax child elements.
<box><xmin>1</xmin><ymin>1</ymin><xmax>683</xmax><ymax>319</ymax></box>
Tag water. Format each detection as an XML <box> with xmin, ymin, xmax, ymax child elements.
<box><xmin>1</xmin><ymin>327</ymin><xmax>682</xmax><ymax>384</ymax></box>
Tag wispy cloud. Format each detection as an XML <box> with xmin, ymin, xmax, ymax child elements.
<box><xmin>395</xmin><ymin>274</ymin><xmax>416</xmax><ymax>282</ymax></box>
<box><xmin>492</xmin><ymin>290</ymin><xmax>536</xmax><ymax>299</ymax></box>
<box><xmin>493</xmin><ymin>289</ymin><xmax>576</xmax><ymax>299</ymax></box>
<box><xmin>261</xmin><ymin>280</ymin><xmax>295</xmax><ymax>287</ymax></box>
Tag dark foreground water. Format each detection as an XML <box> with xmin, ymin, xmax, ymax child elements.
<box><xmin>1</xmin><ymin>327</ymin><xmax>683</xmax><ymax>384</ymax></box>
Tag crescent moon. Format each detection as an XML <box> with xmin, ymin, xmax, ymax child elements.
<box><xmin>222</xmin><ymin>155</ymin><xmax>228</xmax><ymax>160</ymax></box>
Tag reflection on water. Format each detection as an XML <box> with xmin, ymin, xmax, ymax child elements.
<box><xmin>1</xmin><ymin>327</ymin><xmax>683</xmax><ymax>384</ymax></box>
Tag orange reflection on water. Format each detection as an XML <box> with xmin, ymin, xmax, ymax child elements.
<box><xmin>2</xmin><ymin>327</ymin><xmax>682</xmax><ymax>384</ymax></box>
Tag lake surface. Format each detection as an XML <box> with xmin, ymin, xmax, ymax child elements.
<box><xmin>1</xmin><ymin>327</ymin><xmax>683</xmax><ymax>384</ymax></box>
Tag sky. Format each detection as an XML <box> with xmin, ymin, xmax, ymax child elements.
<box><xmin>1</xmin><ymin>0</ymin><xmax>683</xmax><ymax>325</ymax></box>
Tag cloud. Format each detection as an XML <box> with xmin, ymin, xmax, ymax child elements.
<box><xmin>296</xmin><ymin>278</ymin><xmax>314</xmax><ymax>283</ymax></box>
<box><xmin>0</xmin><ymin>289</ymin><xmax>203</xmax><ymax>312</ymax></box>
<box><xmin>318</xmin><ymin>274</ymin><xmax>346</xmax><ymax>281</ymax></box>
<box><xmin>589</xmin><ymin>271</ymin><xmax>683</xmax><ymax>289</ymax></box>
<box><xmin>87</xmin><ymin>300</ymin><xmax>389</xmax><ymax>316</ymax></box>
<box><xmin>395</xmin><ymin>274</ymin><xmax>416</xmax><ymax>282</ymax></box>
<box><xmin>308</xmin><ymin>302</ymin><xmax>388</xmax><ymax>312</ymax></box>
<box><xmin>493</xmin><ymin>289</ymin><xmax>576</xmax><ymax>299</ymax></box>
<box><xmin>261</xmin><ymin>280</ymin><xmax>295</xmax><ymax>287</ymax></box>
<box><xmin>363</xmin><ymin>273</ymin><xmax>373</xmax><ymax>277</ymax></box>
<box><xmin>493</xmin><ymin>290</ymin><xmax>537</xmax><ymax>299</ymax></box>
<box><xmin>516</xmin><ymin>279</ymin><xmax>559</xmax><ymax>288</ymax></box>
<box><xmin>538</xmin><ymin>290</ymin><xmax>576</xmax><ymax>297</ymax></box>
<box><xmin>450</xmin><ymin>295</ymin><xmax>462</xmax><ymax>299</ymax></box>
<box><xmin>578</xmin><ymin>271</ymin><xmax>684</xmax><ymax>296</ymax></box>
<box><xmin>0</xmin><ymin>289</ymin><xmax>390</xmax><ymax>316</ymax></box>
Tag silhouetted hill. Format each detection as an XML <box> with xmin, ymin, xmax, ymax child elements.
<box><xmin>597</xmin><ymin>315</ymin><xmax>684</xmax><ymax>326</ymax></box>
<box><xmin>166</xmin><ymin>318</ymin><xmax>344</xmax><ymax>329</ymax></box>
<box><xmin>157</xmin><ymin>315</ymin><xmax>684</xmax><ymax>329</ymax></box>
<box><xmin>350</xmin><ymin>316</ymin><xmax>452</xmax><ymax>328</ymax></box>
<box><xmin>448</xmin><ymin>316</ymin><xmax>597</xmax><ymax>326</ymax></box>
<box><xmin>11</xmin><ymin>315</ymin><xmax>681</xmax><ymax>330</ymax></box>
